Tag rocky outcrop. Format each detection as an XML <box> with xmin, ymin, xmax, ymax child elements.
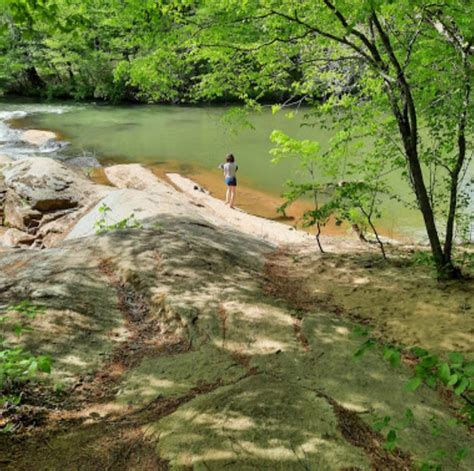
<box><xmin>21</xmin><ymin>129</ymin><xmax>57</xmax><ymax>147</ymax></box>
<box><xmin>0</xmin><ymin>161</ymin><xmax>473</xmax><ymax>470</ymax></box>
<box><xmin>1</xmin><ymin>158</ymin><xmax>111</xmax><ymax>247</ymax></box>
<box><xmin>2</xmin><ymin>228</ymin><xmax>36</xmax><ymax>247</ymax></box>
<box><xmin>4</xmin><ymin>158</ymin><xmax>84</xmax><ymax>211</ymax></box>
<box><xmin>104</xmin><ymin>164</ymin><xmax>313</xmax><ymax>246</ymax></box>
<box><xmin>3</xmin><ymin>190</ymin><xmax>43</xmax><ymax>232</ymax></box>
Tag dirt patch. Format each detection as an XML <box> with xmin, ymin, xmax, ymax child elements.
<box><xmin>73</xmin><ymin>259</ymin><xmax>185</xmax><ymax>405</ymax></box>
<box><xmin>293</xmin><ymin>319</ymin><xmax>310</xmax><ymax>352</ymax></box>
<box><xmin>218</xmin><ymin>303</ymin><xmax>228</xmax><ymax>348</ymax></box>
<box><xmin>265</xmin><ymin>247</ymin><xmax>474</xmax><ymax>357</ymax></box>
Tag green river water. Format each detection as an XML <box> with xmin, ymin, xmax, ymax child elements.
<box><xmin>29</xmin><ymin>103</ymin><xmax>430</xmax><ymax>240</ymax></box>
<box><xmin>3</xmin><ymin>101</ymin><xmax>471</xmax><ymax>241</ymax></box>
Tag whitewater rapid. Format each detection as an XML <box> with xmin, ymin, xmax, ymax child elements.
<box><xmin>0</xmin><ymin>103</ymin><xmax>73</xmax><ymax>160</ymax></box>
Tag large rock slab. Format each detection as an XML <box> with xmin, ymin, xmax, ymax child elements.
<box><xmin>167</xmin><ymin>172</ymin><xmax>313</xmax><ymax>245</ymax></box>
<box><xmin>66</xmin><ymin>187</ymin><xmax>197</xmax><ymax>240</ymax></box>
<box><xmin>105</xmin><ymin>163</ymin><xmax>165</xmax><ymax>191</ymax></box>
<box><xmin>0</xmin><ymin>237</ymin><xmax>127</xmax><ymax>385</ymax></box>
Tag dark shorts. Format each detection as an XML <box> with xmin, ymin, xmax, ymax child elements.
<box><xmin>225</xmin><ymin>177</ymin><xmax>237</xmax><ymax>187</ymax></box>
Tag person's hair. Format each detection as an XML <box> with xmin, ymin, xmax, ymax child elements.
<box><xmin>226</xmin><ymin>153</ymin><xmax>235</xmax><ymax>163</ymax></box>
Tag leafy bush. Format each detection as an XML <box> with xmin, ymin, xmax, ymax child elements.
<box><xmin>0</xmin><ymin>301</ymin><xmax>52</xmax><ymax>412</ymax></box>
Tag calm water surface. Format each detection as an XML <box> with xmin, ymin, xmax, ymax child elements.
<box><xmin>2</xmin><ymin>101</ymin><xmax>471</xmax><ymax>241</ymax></box>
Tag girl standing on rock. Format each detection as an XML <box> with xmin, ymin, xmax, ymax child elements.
<box><xmin>218</xmin><ymin>153</ymin><xmax>238</xmax><ymax>209</ymax></box>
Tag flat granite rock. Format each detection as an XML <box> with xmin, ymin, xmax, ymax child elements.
<box><xmin>21</xmin><ymin>129</ymin><xmax>57</xmax><ymax>147</ymax></box>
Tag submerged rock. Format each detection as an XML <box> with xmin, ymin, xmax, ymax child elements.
<box><xmin>65</xmin><ymin>156</ymin><xmax>101</xmax><ymax>168</ymax></box>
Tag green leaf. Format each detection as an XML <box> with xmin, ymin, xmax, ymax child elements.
<box><xmin>447</xmin><ymin>374</ymin><xmax>459</xmax><ymax>386</ymax></box>
<box><xmin>389</xmin><ymin>350</ymin><xmax>401</xmax><ymax>368</ymax></box>
<box><xmin>438</xmin><ymin>362</ymin><xmax>450</xmax><ymax>384</ymax></box>
<box><xmin>37</xmin><ymin>355</ymin><xmax>52</xmax><ymax>374</ymax></box>
<box><xmin>1</xmin><ymin>423</ymin><xmax>14</xmax><ymax>433</ymax></box>
<box><xmin>454</xmin><ymin>377</ymin><xmax>469</xmax><ymax>395</ymax></box>
<box><xmin>405</xmin><ymin>377</ymin><xmax>422</xmax><ymax>392</ymax></box>
<box><xmin>426</xmin><ymin>376</ymin><xmax>437</xmax><ymax>388</ymax></box>
<box><xmin>411</xmin><ymin>347</ymin><xmax>429</xmax><ymax>358</ymax></box>
<box><xmin>463</xmin><ymin>362</ymin><xmax>474</xmax><ymax>377</ymax></box>
<box><xmin>384</xmin><ymin>429</ymin><xmax>397</xmax><ymax>451</ymax></box>
<box><xmin>271</xmin><ymin>104</ymin><xmax>281</xmax><ymax>115</ymax></box>
<box><xmin>448</xmin><ymin>352</ymin><xmax>464</xmax><ymax>367</ymax></box>
<box><xmin>353</xmin><ymin>339</ymin><xmax>376</xmax><ymax>359</ymax></box>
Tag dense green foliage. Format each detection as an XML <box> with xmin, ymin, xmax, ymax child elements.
<box><xmin>1</xmin><ymin>0</ymin><xmax>472</xmax><ymax>277</ymax></box>
<box><xmin>0</xmin><ymin>301</ymin><xmax>52</xmax><ymax>417</ymax></box>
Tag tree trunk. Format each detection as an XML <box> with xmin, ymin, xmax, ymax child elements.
<box><xmin>443</xmin><ymin>52</ymin><xmax>471</xmax><ymax>270</ymax></box>
<box><xmin>315</xmin><ymin>221</ymin><xmax>325</xmax><ymax>253</ymax></box>
<box><xmin>370</xmin><ymin>10</ymin><xmax>460</xmax><ymax>278</ymax></box>
<box><xmin>25</xmin><ymin>66</ymin><xmax>45</xmax><ymax>90</ymax></box>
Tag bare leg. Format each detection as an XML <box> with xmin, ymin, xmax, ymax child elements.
<box><xmin>225</xmin><ymin>186</ymin><xmax>230</xmax><ymax>204</ymax></box>
<box><xmin>229</xmin><ymin>186</ymin><xmax>236</xmax><ymax>208</ymax></box>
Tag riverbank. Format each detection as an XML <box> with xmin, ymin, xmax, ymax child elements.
<box><xmin>2</xmin><ymin>101</ymin><xmax>432</xmax><ymax>240</ymax></box>
<box><xmin>0</xmin><ymin>155</ymin><xmax>473</xmax><ymax>470</ymax></box>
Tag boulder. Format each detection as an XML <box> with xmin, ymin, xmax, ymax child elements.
<box><xmin>1</xmin><ymin>158</ymin><xmax>112</xmax><ymax>247</ymax></box>
<box><xmin>2</xmin><ymin>228</ymin><xmax>35</xmax><ymax>247</ymax></box>
<box><xmin>2</xmin><ymin>158</ymin><xmax>84</xmax><ymax>211</ymax></box>
<box><xmin>21</xmin><ymin>129</ymin><xmax>57</xmax><ymax>147</ymax></box>
<box><xmin>3</xmin><ymin>191</ymin><xmax>42</xmax><ymax>232</ymax></box>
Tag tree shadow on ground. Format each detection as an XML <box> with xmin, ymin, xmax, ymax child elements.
<box><xmin>0</xmin><ymin>215</ymin><xmax>472</xmax><ymax>470</ymax></box>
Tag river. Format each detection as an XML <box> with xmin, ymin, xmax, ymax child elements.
<box><xmin>0</xmin><ymin>100</ymin><xmax>471</xmax><ymax>242</ymax></box>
